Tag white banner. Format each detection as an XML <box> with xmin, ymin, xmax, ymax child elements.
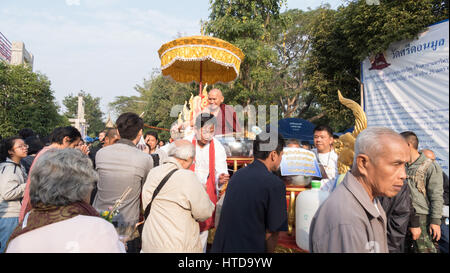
<box><xmin>362</xmin><ymin>20</ymin><xmax>449</xmax><ymax>175</ymax></box>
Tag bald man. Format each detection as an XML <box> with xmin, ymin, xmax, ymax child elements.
<box><xmin>421</xmin><ymin>149</ymin><xmax>436</xmax><ymax>160</ymax></box>
<box><xmin>207</xmin><ymin>88</ymin><xmax>242</xmax><ymax>135</ymax></box>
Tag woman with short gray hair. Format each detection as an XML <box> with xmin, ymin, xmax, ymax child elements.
<box><xmin>5</xmin><ymin>148</ymin><xmax>125</xmax><ymax>253</ymax></box>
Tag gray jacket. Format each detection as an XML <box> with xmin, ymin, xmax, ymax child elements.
<box><xmin>0</xmin><ymin>159</ymin><xmax>27</xmax><ymax>218</ymax></box>
<box><xmin>93</xmin><ymin>139</ymin><xmax>153</xmax><ymax>223</ymax></box>
<box><xmin>309</xmin><ymin>172</ymin><xmax>388</xmax><ymax>253</ymax></box>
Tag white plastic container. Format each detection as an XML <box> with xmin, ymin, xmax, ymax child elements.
<box><xmin>295</xmin><ymin>180</ymin><xmax>330</xmax><ymax>251</ymax></box>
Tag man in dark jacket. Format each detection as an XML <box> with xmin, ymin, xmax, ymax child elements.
<box><xmin>211</xmin><ymin>132</ymin><xmax>287</xmax><ymax>253</ymax></box>
<box><xmin>379</xmin><ymin>182</ymin><xmax>414</xmax><ymax>253</ymax></box>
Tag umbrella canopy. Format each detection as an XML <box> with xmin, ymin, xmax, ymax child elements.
<box><xmin>158</xmin><ymin>35</ymin><xmax>245</xmax><ymax>85</ymax></box>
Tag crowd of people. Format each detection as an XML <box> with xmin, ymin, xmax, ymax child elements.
<box><xmin>0</xmin><ymin>87</ymin><xmax>448</xmax><ymax>254</ymax></box>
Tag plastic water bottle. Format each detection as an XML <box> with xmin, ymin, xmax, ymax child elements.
<box><xmin>295</xmin><ymin>180</ymin><xmax>330</xmax><ymax>251</ymax></box>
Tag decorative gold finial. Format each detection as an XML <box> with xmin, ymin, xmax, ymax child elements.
<box><xmin>201</xmin><ymin>83</ymin><xmax>209</xmax><ymax>109</ymax></box>
<box><xmin>105</xmin><ymin>113</ymin><xmax>115</xmax><ymax>128</ymax></box>
<box><xmin>335</xmin><ymin>90</ymin><xmax>368</xmax><ymax>175</ymax></box>
<box><xmin>182</xmin><ymin>101</ymin><xmax>190</xmax><ymax>122</ymax></box>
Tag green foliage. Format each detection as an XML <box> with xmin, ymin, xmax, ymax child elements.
<box><xmin>304</xmin><ymin>0</ymin><xmax>448</xmax><ymax>131</ymax></box>
<box><xmin>63</xmin><ymin>90</ymin><xmax>105</xmax><ymax>137</ymax></box>
<box><xmin>109</xmin><ymin>0</ymin><xmax>448</xmax><ymax>135</ymax></box>
<box><xmin>206</xmin><ymin>0</ymin><xmax>287</xmax><ymax>112</ymax></box>
<box><xmin>108</xmin><ymin>95</ymin><xmax>142</xmax><ymax>117</ymax></box>
<box><xmin>0</xmin><ymin>62</ymin><xmax>67</xmax><ymax>138</ymax></box>
<box><xmin>110</xmin><ymin>71</ymin><xmax>194</xmax><ymax>141</ymax></box>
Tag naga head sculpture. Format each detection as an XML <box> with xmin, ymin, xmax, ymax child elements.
<box><xmin>336</xmin><ymin>90</ymin><xmax>368</xmax><ymax>174</ymax></box>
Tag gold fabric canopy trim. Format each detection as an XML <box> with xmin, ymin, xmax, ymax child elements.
<box><xmin>158</xmin><ymin>36</ymin><xmax>245</xmax><ymax>84</ymax></box>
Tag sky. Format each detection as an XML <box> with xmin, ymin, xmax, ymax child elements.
<box><xmin>0</xmin><ymin>0</ymin><xmax>344</xmax><ymax>120</ymax></box>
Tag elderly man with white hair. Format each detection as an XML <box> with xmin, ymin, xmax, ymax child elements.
<box><xmin>309</xmin><ymin>127</ymin><xmax>410</xmax><ymax>253</ymax></box>
<box><xmin>141</xmin><ymin>140</ymin><xmax>215</xmax><ymax>253</ymax></box>
<box><xmin>160</xmin><ymin>121</ymin><xmax>186</xmax><ymax>154</ymax></box>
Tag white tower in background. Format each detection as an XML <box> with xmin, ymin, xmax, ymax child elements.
<box><xmin>69</xmin><ymin>95</ymin><xmax>89</xmax><ymax>138</ymax></box>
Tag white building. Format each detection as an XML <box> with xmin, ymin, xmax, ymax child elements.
<box><xmin>10</xmin><ymin>41</ymin><xmax>34</xmax><ymax>70</ymax></box>
<box><xmin>69</xmin><ymin>95</ymin><xmax>89</xmax><ymax>139</ymax></box>
<box><xmin>0</xmin><ymin>32</ymin><xmax>34</xmax><ymax>70</ymax></box>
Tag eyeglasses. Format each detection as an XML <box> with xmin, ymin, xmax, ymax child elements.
<box><xmin>14</xmin><ymin>144</ymin><xmax>29</xmax><ymax>150</ymax></box>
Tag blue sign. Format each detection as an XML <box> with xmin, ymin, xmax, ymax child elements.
<box><xmin>277</xmin><ymin>118</ymin><xmax>316</xmax><ymax>144</ymax></box>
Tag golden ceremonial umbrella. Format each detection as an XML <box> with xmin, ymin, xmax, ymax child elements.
<box><xmin>158</xmin><ymin>35</ymin><xmax>245</xmax><ymax>96</ymax></box>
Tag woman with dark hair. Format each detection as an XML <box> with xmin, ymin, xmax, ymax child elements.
<box><xmin>0</xmin><ymin>136</ymin><xmax>29</xmax><ymax>252</ymax></box>
<box><xmin>18</xmin><ymin>126</ymin><xmax>83</xmax><ymax>223</ymax></box>
<box><xmin>144</xmin><ymin>131</ymin><xmax>167</xmax><ymax>166</ymax></box>
<box><xmin>159</xmin><ymin>140</ymin><xmax>165</xmax><ymax>148</ymax></box>
<box><xmin>20</xmin><ymin>136</ymin><xmax>44</xmax><ymax>175</ymax></box>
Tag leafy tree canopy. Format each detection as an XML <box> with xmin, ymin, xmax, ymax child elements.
<box><xmin>109</xmin><ymin>0</ymin><xmax>448</xmax><ymax>134</ymax></box>
<box><xmin>0</xmin><ymin>62</ymin><xmax>68</xmax><ymax>138</ymax></box>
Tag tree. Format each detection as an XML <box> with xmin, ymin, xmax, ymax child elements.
<box><xmin>108</xmin><ymin>95</ymin><xmax>143</xmax><ymax>118</ymax></box>
<box><xmin>304</xmin><ymin>0</ymin><xmax>449</xmax><ymax>131</ymax></box>
<box><xmin>111</xmin><ymin>0</ymin><xmax>449</xmax><ymax>135</ymax></box>
<box><xmin>109</xmin><ymin>70</ymin><xmax>194</xmax><ymax>141</ymax></box>
<box><xmin>205</xmin><ymin>1</ymin><xmax>327</xmax><ymax>123</ymax></box>
<box><xmin>206</xmin><ymin>0</ymin><xmax>288</xmax><ymax>112</ymax></box>
<box><xmin>63</xmin><ymin>90</ymin><xmax>105</xmax><ymax>137</ymax></box>
<box><xmin>270</xmin><ymin>8</ymin><xmax>326</xmax><ymax>120</ymax></box>
<box><xmin>0</xmin><ymin>62</ymin><xmax>68</xmax><ymax>137</ymax></box>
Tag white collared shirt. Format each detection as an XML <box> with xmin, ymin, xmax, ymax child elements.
<box><xmin>312</xmin><ymin>148</ymin><xmax>338</xmax><ymax>193</ymax></box>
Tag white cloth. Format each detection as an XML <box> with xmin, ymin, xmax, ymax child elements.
<box><xmin>160</xmin><ymin>143</ymin><xmax>171</xmax><ymax>154</ymax></box>
<box><xmin>312</xmin><ymin>149</ymin><xmax>338</xmax><ymax>193</ymax></box>
<box><xmin>184</xmin><ymin>135</ymin><xmax>229</xmax><ymax>195</ymax></box>
<box><xmin>6</xmin><ymin>215</ymin><xmax>126</xmax><ymax>253</ymax></box>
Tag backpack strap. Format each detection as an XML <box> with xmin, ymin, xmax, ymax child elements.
<box><xmin>1</xmin><ymin>161</ymin><xmax>20</xmax><ymax>174</ymax></box>
<box><xmin>150</xmin><ymin>153</ymin><xmax>160</xmax><ymax>167</ymax></box>
<box><xmin>143</xmin><ymin>168</ymin><xmax>178</xmax><ymax>221</ymax></box>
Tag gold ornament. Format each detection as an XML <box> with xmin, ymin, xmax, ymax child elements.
<box><xmin>336</xmin><ymin>90</ymin><xmax>368</xmax><ymax>174</ymax></box>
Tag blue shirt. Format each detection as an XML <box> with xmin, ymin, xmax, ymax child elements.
<box><xmin>211</xmin><ymin>159</ymin><xmax>288</xmax><ymax>253</ymax></box>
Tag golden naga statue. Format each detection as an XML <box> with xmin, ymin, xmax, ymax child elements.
<box><xmin>335</xmin><ymin>90</ymin><xmax>368</xmax><ymax>175</ymax></box>
<box><xmin>179</xmin><ymin>84</ymin><xmax>209</xmax><ymax>127</ymax></box>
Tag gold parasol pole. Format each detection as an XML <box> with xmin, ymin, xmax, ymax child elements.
<box><xmin>199</xmin><ymin>26</ymin><xmax>204</xmax><ymax>97</ymax></box>
<box><xmin>199</xmin><ymin>61</ymin><xmax>203</xmax><ymax>97</ymax></box>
